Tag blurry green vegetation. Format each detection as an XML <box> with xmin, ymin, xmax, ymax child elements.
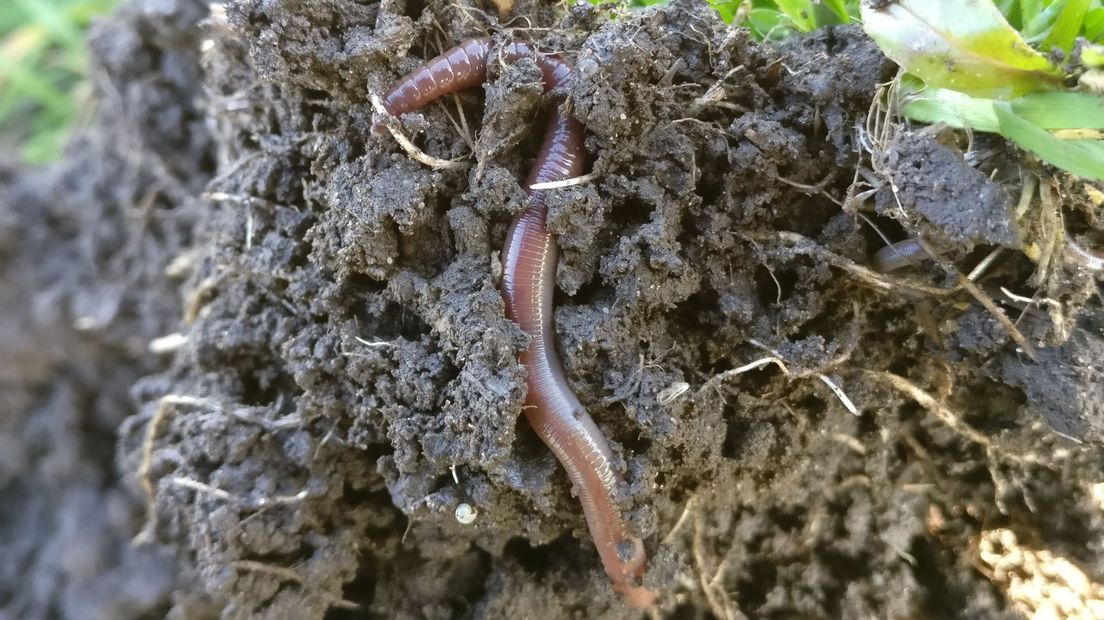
<box><xmin>0</xmin><ymin>0</ymin><xmax>119</xmax><ymax>165</ymax></box>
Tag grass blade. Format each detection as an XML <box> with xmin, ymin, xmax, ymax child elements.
<box><xmin>1042</xmin><ymin>0</ymin><xmax>1090</xmax><ymax>53</ymax></box>
<box><xmin>994</xmin><ymin>101</ymin><xmax>1104</xmax><ymax>180</ymax></box>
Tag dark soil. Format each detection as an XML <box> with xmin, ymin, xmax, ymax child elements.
<box><xmin>2</xmin><ymin>0</ymin><xmax>1102</xmax><ymax>618</ymax></box>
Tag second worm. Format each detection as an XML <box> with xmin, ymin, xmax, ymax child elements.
<box><xmin>381</xmin><ymin>38</ymin><xmax>656</xmax><ymax>607</ymax></box>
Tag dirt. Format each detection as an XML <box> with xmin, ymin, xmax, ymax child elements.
<box><xmin>2</xmin><ymin>0</ymin><xmax>1103</xmax><ymax>618</ymax></box>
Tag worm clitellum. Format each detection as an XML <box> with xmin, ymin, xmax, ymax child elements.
<box><xmin>381</xmin><ymin>39</ymin><xmax>656</xmax><ymax>607</ymax></box>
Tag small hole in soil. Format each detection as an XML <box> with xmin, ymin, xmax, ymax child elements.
<box><xmin>327</xmin><ymin>563</ymin><xmax>377</xmax><ymax>619</ymax></box>
<box><xmin>721</xmin><ymin>416</ymin><xmax>749</xmax><ymax>459</ymax></box>
<box><xmin>402</xmin><ymin>0</ymin><xmax>426</xmax><ymax>19</ymax></box>
<box><xmin>504</xmin><ymin>533</ymin><xmax>581</xmax><ymax>576</ymax></box>
<box><xmin>737</xmin><ymin>558</ymin><xmax>778</xmax><ymax>612</ymax></box>
<box><xmin>353</xmin><ymin>294</ymin><xmax>431</xmax><ymax>343</ymax></box>
<box><xmin>239</xmin><ymin>371</ymin><xmax>287</xmax><ymax>406</ymax></box>
<box><xmin>396</xmin><ymin>212</ymin><xmax>452</xmax><ymax>276</ymax></box>
<box><xmin>616</xmin><ymin>430</ymin><xmax>651</xmax><ymax>456</ymax></box>
<box><xmin>673</xmin><ymin>288</ymin><xmax>720</xmax><ymax>333</ymax></box>
<box><xmin>608</xmin><ymin>195</ymin><xmax>651</xmax><ymax>232</ymax></box>
<box><xmin>695</xmin><ymin>172</ymin><xmax>724</xmax><ymax>206</ymax></box>
<box><xmin>754</xmin><ymin>264</ymin><xmax>797</xmax><ymax>306</ymax></box>
<box><xmin>560</xmin><ymin>270</ymin><xmax>611</xmax><ymax>307</ymax></box>
<box><xmin>860</xmin><ymin>213</ymin><xmax>908</xmax><ymax>252</ymax></box>
<box><xmin>795</xmin><ymin>393</ymin><xmax>826</xmax><ymax>420</ymax></box>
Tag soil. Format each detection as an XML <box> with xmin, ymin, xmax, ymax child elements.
<box><xmin>2</xmin><ymin>0</ymin><xmax>1102</xmax><ymax>619</ymax></box>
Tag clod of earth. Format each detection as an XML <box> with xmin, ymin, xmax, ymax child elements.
<box><xmin>381</xmin><ymin>37</ymin><xmax>656</xmax><ymax>608</ymax></box>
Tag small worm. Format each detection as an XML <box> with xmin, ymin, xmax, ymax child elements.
<box><xmin>871</xmin><ymin>238</ymin><xmax>933</xmax><ymax>273</ymax></box>
<box><xmin>876</xmin><ymin>235</ymin><xmax>1104</xmax><ymax>273</ymax></box>
<box><xmin>1064</xmin><ymin>235</ymin><xmax>1104</xmax><ymax>271</ymax></box>
<box><xmin>382</xmin><ymin>37</ymin><xmax>572</xmax><ymax>118</ymax></box>
<box><xmin>381</xmin><ymin>39</ymin><xmax>655</xmax><ymax>607</ymax></box>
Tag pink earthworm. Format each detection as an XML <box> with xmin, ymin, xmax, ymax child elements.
<box><xmin>381</xmin><ymin>39</ymin><xmax>656</xmax><ymax>607</ymax></box>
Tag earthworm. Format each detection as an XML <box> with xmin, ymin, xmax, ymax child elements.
<box><xmin>1064</xmin><ymin>236</ymin><xmax>1104</xmax><ymax>271</ymax></box>
<box><xmin>875</xmin><ymin>235</ymin><xmax>1104</xmax><ymax>273</ymax></box>
<box><xmin>381</xmin><ymin>39</ymin><xmax>655</xmax><ymax>607</ymax></box>
<box><xmin>871</xmin><ymin>238</ymin><xmax>933</xmax><ymax>273</ymax></box>
<box><xmin>382</xmin><ymin>37</ymin><xmax>572</xmax><ymax>118</ymax></box>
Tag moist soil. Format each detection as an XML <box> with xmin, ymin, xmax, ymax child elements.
<box><xmin>2</xmin><ymin>0</ymin><xmax>1103</xmax><ymax>618</ymax></box>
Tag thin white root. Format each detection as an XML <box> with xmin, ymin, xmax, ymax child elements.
<box><xmin>817</xmin><ymin>374</ymin><xmax>860</xmax><ymax>416</ymax></box>
<box><xmin>370</xmin><ymin>95</ymin><xmax>469</xmax><ymax>171</ymax></box>
<box><xmin>528</xmin><ymin>172</ymin><xmax>597</xmax><ymax>190</ymax></box>
<box><xmin>697</xmin><ymin>356</ymin><xmax>789</xmax><ymax>396</ymax></box>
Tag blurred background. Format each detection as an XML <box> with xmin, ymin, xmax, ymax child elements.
<box><xmin>1</xmin><ymin>0</ymin><xmax>120</xmax><ymax>165</ymax></box>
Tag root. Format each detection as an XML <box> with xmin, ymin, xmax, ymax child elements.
<box><xmin>134</xmin><ymin>395</ymin><xmax>207</xmax><ymax>544</ymax></box>
<box><xmin>758</xmin><ymin>231</ymin><xmax>956</xmax><ymax>297</ymax></box>
<box><xmin>232</xmin><ymin>561</ymin><xmax>360</xmax><ymax>610</ymax></box>
<box><xmin>370</xmin><ymin>95</ymin><xmax>470</xmax><ymax>171</ymax></box>
<box><xmin>862</xmin><ymin>371</ymin><xmax>990</xmax><ymax>446</ymax></box>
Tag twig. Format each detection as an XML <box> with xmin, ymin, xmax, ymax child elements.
<box><xmin>134</xmin><ymin>395</ymin><xmax>204</xmax><ymax>543</ymax></box>
<box><xmin>966</xmin><ymin>248</ymin><xmax>1004</xmax><ymax>282</ymax></box>
<box><xmin>170</xmin><ymin>476</ymin><xmax>309</xmax><ymax>509</ymax></box>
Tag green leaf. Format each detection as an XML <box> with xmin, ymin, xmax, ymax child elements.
<box><xmin>775</xmin><ymin>0</ymin><xmax>816</xmax><ymax>31</ymax></box>
<box><xmin>900</xmin><ymin>86</ymin><xmax>1002</xmax><ymax>132</ymax></box>
<box><xmin>12</xmin><ymin>0</ymin><xmax>84</xmax><ymax>51</ymax></box>
<box><xmin>1041</xmin><ymin>0</ymin><xmax>1090</xmax><ymax>53</ymax></box>
<box><xmin>1084</xmin><ymin>44</ymin><xmax>1104</xmax><ymax>67</ymax></box>
<box><xmin>861</xmin><ymin>0</ymin><xmax>1064</xmax><ymax>98</ymax></box>
<box><xmin>1022</xmin><ymin>1</ymin><xmax>1064</xmax><ymax>43</ymax></box>
<box><xmin>1010</xmin><ymin>92</ymin><xmax>1104</xmax><ymax>129</ymax></box>
<box><xmin>709</xmin><ymin>0</ymin><xmax>742</xmax><ymax>23</ymax></box>
<box><xmin>1085</xmin><ymin>7</ymin><xmax>1104</xmax><ymax>41</ymax></box>
<box><xmin>993</xmin><ymin>0</ymin><xmax>1021</xmax><ymax>29</ymax></box>
<box><xmin>903</xmin><ymin>89</ymin><xmax>1104</xmax><ymax>130</ymax></box>
<box><xmin>1020</xmin><ymin>0</ymin><xmax>1046</xmax><ymax>27</ymax></box>
<box><xmin>748</xmin><ymin>8</ymin><xmax>795</xmax><ymax>40</ymax></box>
<box><xmin>821</xmin><ymin>0</ymin><xmax>853</xmax><ymax>22</ymax></box>
<box><xmin>993</xmin><ymin>102</ymin><xmax>1104</xmax><ymax>180</ymax></box>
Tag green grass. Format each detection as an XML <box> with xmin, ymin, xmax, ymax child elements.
<box><xmin>0</xmin><ymin>0</ymin><xmax>120</xmax><ymax>165</ymax></box>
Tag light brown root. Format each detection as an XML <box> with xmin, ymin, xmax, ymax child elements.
<box><xmin>862</xmin><ymin>370</ymin><xmax>990</xmax><ymax>446</ymax></box>
<box><xmin>134</xmin><ymin>395</ymin><xmax>208</xmax><ymax>544</ymax></box>
<box><xmin>231</xmin><ymin>561</ymin><xmax>360</xmax><ymax>610</ymax></box>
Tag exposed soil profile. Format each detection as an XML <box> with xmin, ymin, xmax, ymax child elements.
<box><xmin>2</xmin><ymin>0</ymin><xmax>1103</xmax><ymax>619</ymax></box>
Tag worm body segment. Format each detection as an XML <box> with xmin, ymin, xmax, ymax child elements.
<box><xmin>381</xmin><ymin>39</ymin><xmax>655</xmax><ymax>607</ymax></box>
<box><xmin>871</xmin><ymin>238</ymin><xmax>933</xmax><ymax>273</ymax></box>
<box><xmin>383</xmin><ymin>38</ymin><xmax>572</xmax><ymax>118</ymax></box>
